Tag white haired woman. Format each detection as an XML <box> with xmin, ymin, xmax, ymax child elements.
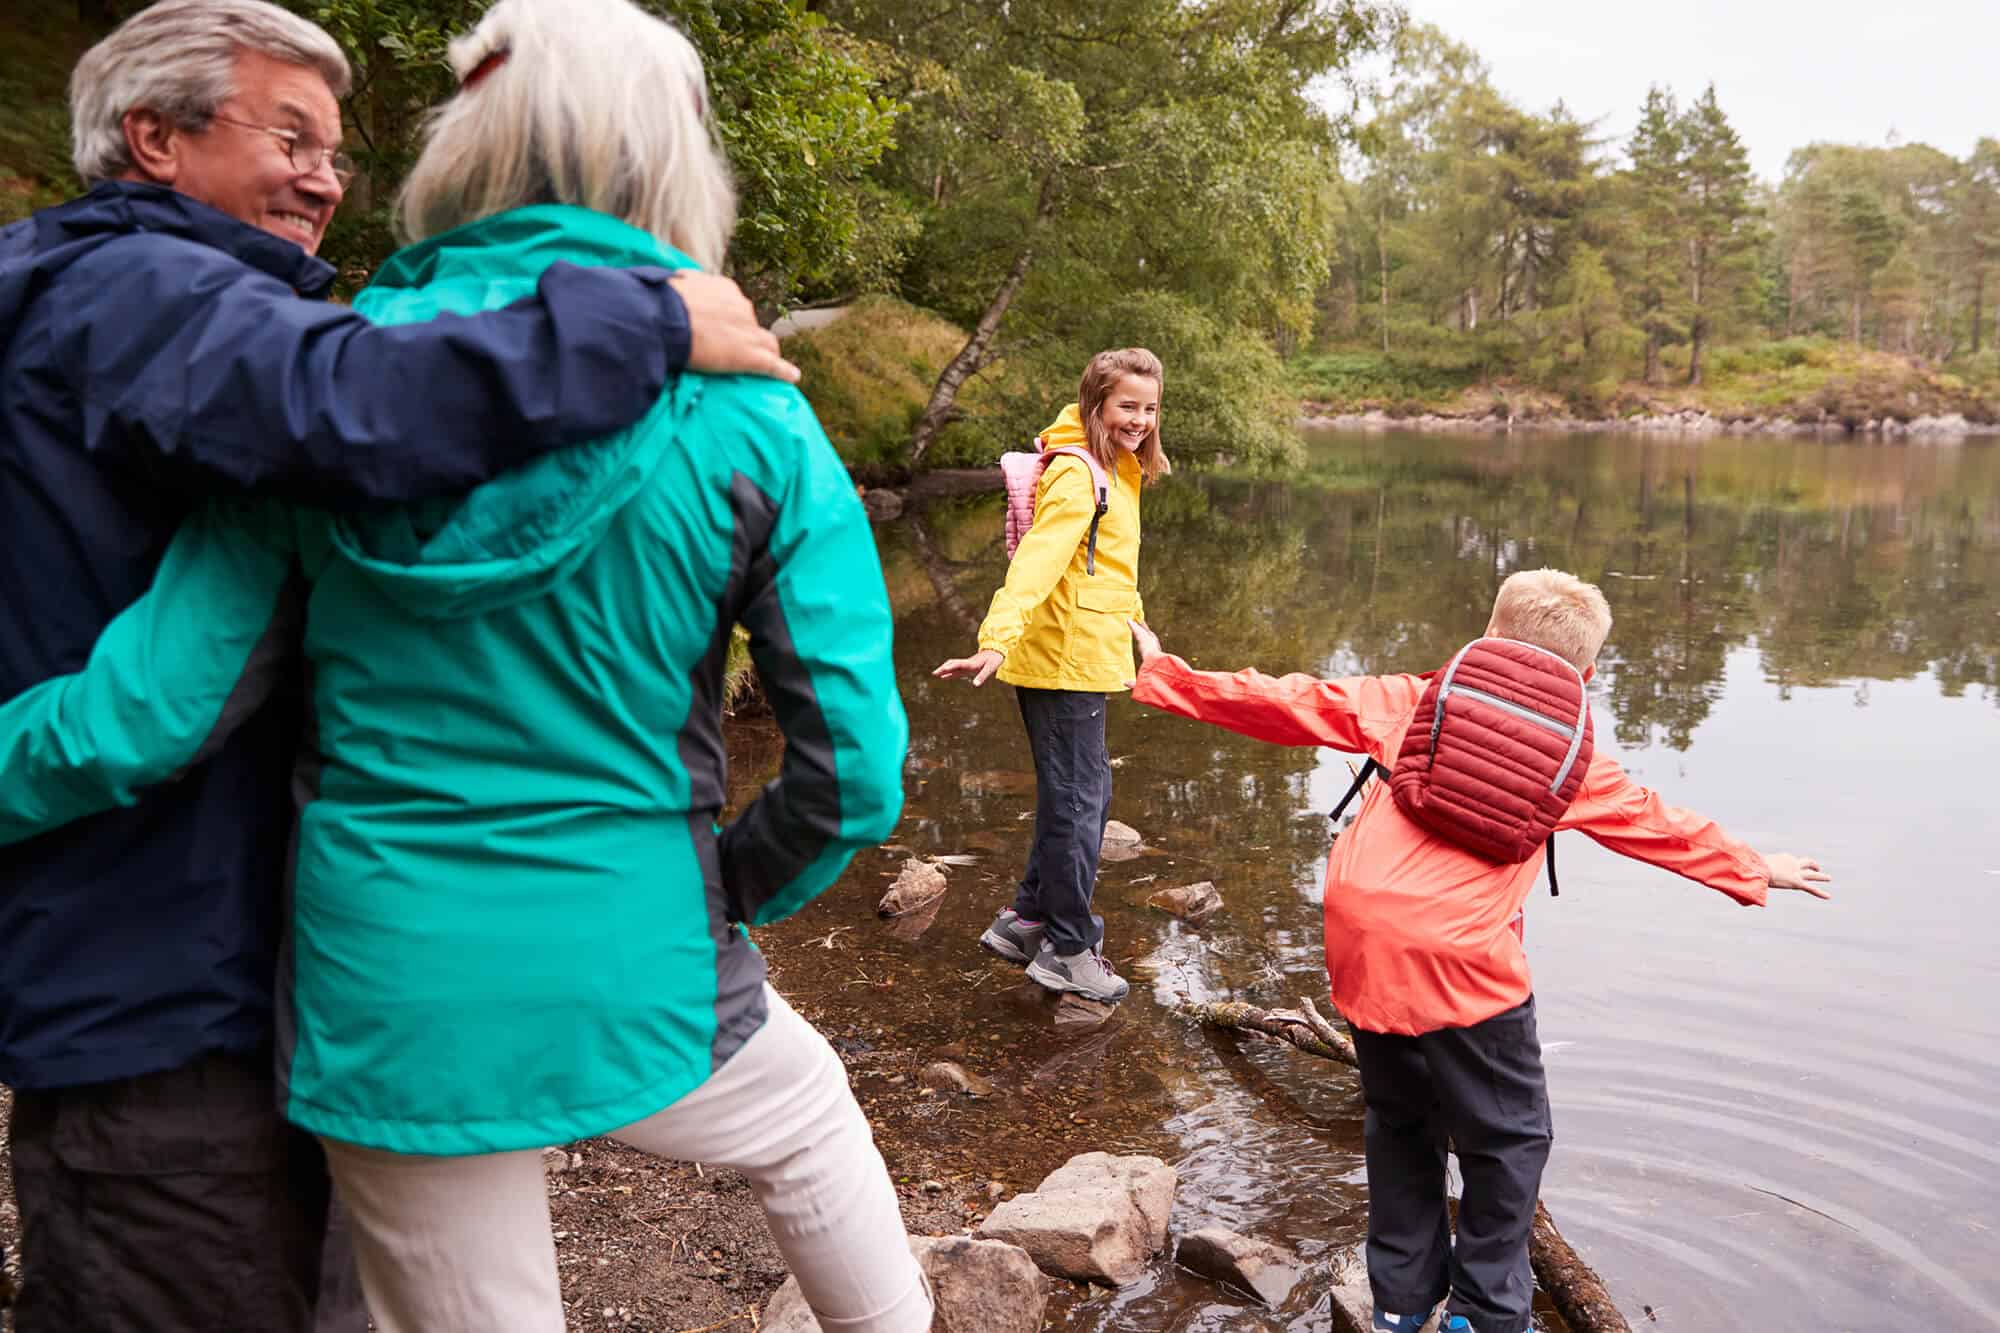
<box><xmin>0</xmin><ymin>0</ymin><xmax>929</xmax><ymax>1328</ymax></box>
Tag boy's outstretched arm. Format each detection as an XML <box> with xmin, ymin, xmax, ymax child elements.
<box><xmin>1559</xmin><ymin>751</ymin><xmax>1833</xmax><ymax>904</ymax></box>
<box><xmin>1126</xmin><ymin>620</ymin><xmax>1423</xmax><ymax>756</ymax></box>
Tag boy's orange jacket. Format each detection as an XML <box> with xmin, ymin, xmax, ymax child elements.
<box><xmin>1132</xmin><ymin>653</ymin><xmax>1772</xmax><ymax>1036</ymax></box>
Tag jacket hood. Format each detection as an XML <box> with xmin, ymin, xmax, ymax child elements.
<box><xmin>0</xmin><ymin>181</ymin><xmax>333</xmax><ymax>357</ymax></box>
<box><xmin>1039</xmin><ymin>403</ymin><xmax>1088</xmax><ymax>452</ymax></box>
<box><xmin>328</xmin><ymin>206</ymin><xmax>700</xmax><ymax>620</ymax></box>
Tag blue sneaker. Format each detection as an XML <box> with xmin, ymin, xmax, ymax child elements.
<box><xmin>1372</xmin><ymin>1313</ymin><xmax>1471</xmax><ymax>1332</ymax></box>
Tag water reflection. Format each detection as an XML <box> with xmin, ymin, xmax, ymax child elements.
<box><xmin>755</xmin><ymin>431</ymin><xmax>2000</xmax><ymax>1331</ymax></box>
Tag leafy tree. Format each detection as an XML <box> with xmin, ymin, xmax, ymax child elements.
<box><xmin>287</xmin><ymin>0</ymin><xmax>902</xmax><ymax>310</ymax></box>
<box><xmin>824</xmin><ymin>0</ymin><xmax>1396</xmax><ymax>466</ymax></box>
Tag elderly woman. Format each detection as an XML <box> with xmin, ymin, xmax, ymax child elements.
<box><xmin>0</xmin><ymin>0</ymin><xmax>929</xmax><ymax>1328</ymax></box>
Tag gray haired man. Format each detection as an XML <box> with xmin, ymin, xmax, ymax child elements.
<box><xmin>0</xmin><ymin>2</ymin><xmax>796</xmax><ymax>1328</ymax></box>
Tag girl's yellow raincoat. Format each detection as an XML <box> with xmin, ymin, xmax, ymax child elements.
<box><xmin>977</xmin><ymin>405</ymin><xmax>1145</xmax><ymax>691</ymax></box>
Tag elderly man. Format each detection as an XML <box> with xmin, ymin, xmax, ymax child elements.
<box><xmin>0</xmin><ymin>1</ymin><xmax>798</xmax><ymax>1328</ymax></box>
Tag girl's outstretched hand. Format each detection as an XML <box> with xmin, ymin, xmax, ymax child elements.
<box><xmin>933</xmin><ymin>649</ymin><xmax>1004</xmax><ymax>686</ymax></box>
<box><xmin>1764</xmin><ymin>852</ymin><xmax>1832</xmax><ymax>899</ymax></box>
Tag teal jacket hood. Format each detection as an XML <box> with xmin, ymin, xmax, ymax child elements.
<box><xmin>332</xmin><ymin>206</ymin><xmax>700</xmax><ymax>619</ymax></box>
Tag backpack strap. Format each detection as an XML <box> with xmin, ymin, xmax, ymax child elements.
<box><xmin>1328</xmin><ymin>756</ymin><xmax>1382</xmax><ymax>828</ymax></box>
<box><xmin>1546</xmin><ymin>831</ymin><xmax>1560</xmax><ymax>897</ymax></box>
<box><xmin>1042</xmin><ymin>446</ymin><xmax>1111</xmax><ymax>576</ymax></box>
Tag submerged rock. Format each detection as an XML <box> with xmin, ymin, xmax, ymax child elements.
<box><xmin>1147</xmin><ymin>880</ymin><xmax>1222</xmax><ymax>922</ymax></box>
<box><xmin>877</xmin><ymin>857</ymin><xmax>948</xmax><ymax>918</ymax></box>
<box><xmin>974</xmin><ymin>1151</ymin><xmax>1176</xmax><ymax>1286</ymax></box>
<box><xmin>1176</xmin><ymin>1226</ymin><xmax>1303</xmax><ymax>1308</ymax></box>
<box><xmin>919</xmin><ymin>1061</ymin><xmax>995</xmax><ymax>1098</ymax></box>
<box><xmin>960</xmin><ymin>769</ymin><xmax>1038</xmax><ymax>797</ymax></box>
<box><xmin>763</xmin><ymin>1234</ymin><xmax>1050</xmax><ymax>1332</ymax></box>
<box><xmin>1050</xmin><ymin>992</ymin><xmax>1118</xmax><ymax>1032</ymax></box>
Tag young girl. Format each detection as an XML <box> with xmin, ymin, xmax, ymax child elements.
<box><xmin>932</xmin><ymin>347</ymin><xmax>1170</xmax><ymax>1004</ymax></box>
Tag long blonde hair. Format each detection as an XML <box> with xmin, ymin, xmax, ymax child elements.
<box><xmin>396</xmin><ymin>0</ymin><xmax>735</xmax><ymax>268</ymax></box>
<box><xmin>1076</xmin><ymin>348</ymin><xmax>1170</xmax><ymax>484</ymax></box>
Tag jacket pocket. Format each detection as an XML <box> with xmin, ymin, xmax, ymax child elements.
<box><xmin>1074</xmin><ymin>585</ymin><xmax>1138</xmax><ymax>616</ymax></box>
<box><xmin>1066</xmin><ymin>583</ymin><xmax>1139</xmax><ymax>668</ymax></box>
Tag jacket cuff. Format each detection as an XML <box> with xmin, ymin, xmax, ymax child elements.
<box><xmin>635</xmin><ymin>267</ymin><xmax>693</xmax><ymax>374</ymax></box>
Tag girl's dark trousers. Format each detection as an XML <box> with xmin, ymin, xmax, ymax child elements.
<box><xmin>1010</xmin><ymin>687</ymin><xmax>1113</xmax><ymax>956</ymax></box>
<box><xmin>1349</xmin><ymin>997</ymin><xmax>1554</xmax><ymax>1333</ymax></box>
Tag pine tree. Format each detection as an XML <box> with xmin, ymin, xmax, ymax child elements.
<box><xmin>1679</xmin><ymin>85</ymin><xmax>1757</xmax><ymax>386</ymax></box>
<box><xmin>1623</xmin><ymin>86</ymin><xmax>1686</xmax><ymax>384</ymax></box>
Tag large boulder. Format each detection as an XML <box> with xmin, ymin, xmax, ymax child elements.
<box><xmin>1175</xmin><ymin>1226</ymin><xmax>1302</xmax><ymax>1307</ymax></box>
<box><xmin>974</xmin><ymin>1151</ymin><xmax>1176</xmax><ymax>1286</ymax></box>
<box><xmin>762</xmin><ymin>1234</ymin><xmax>1049</xmax><ymax>1333</ymax></box>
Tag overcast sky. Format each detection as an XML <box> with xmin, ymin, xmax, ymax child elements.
<box><xmin>1368</xmin><ymin>0</ymin><xmax>1995</xmax><ymax>181</ymax></box>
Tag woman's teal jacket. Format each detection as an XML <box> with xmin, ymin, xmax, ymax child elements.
<box><xmin>0</xmin><ymin>206</ymin><xmax>907</xmax><ymax>1154</ymax></box>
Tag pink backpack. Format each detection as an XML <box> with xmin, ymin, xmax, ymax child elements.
<box><xmin>1000</xmin><ymin>443</ymin><xmax>1111</xmax><ymax>574</ymax></box>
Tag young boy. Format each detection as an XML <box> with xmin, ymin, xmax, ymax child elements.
<box><xmin>1127</xmin><ymin>569</ymin><xmax>1830</xmax><ymax>1333</ymax></box>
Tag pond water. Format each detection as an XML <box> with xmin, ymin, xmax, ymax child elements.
<box><xmin>753</xmin><ymin>430</ymin><xmax>2000</xmax><ymax>1331</ymax></box>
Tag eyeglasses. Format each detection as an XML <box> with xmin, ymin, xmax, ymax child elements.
<box><xmin>209</xmin><ymin>114</ymin><xmax>356</xmax><ymax>187</ymax></box>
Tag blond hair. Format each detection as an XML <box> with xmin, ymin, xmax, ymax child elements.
<box><xmin>1488</xmin><ymin>569</ymin><xmax>1612</xmax><ymax>672</ymax></box>
<box><xmin>69</xmin><ymin>0</ymin><xmax>351</xmax><ymax>185</ymax></box>
<box><xmin>396</xmin><ymin>0</ymin><xmax>735</xmax><ymax>268</ymax></box>
<box><xmin>1077</xmin><ymin>348</ymin><xmax>1171</xmax><ymax>484</ymax></box>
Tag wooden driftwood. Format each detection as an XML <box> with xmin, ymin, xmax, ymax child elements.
<box><xmin>1181</xmin><ymin>997</ymin><xmax>1632</xmax><ymax>1333</ymax></box>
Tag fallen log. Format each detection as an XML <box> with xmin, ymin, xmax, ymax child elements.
<box><xmin>1180</xmin><ymin>997</ymin><xmax>1632</xmax><ymax>1333</ymax></box>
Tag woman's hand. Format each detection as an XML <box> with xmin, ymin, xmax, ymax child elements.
<box><xmin>932</xmin><ymin>649</ymin><xmax>1003</xmax><ymax>686</ymax></box>
<box><xmin>1764</xmin><ymin>852</ymin><xmax>1832</xmax><ymax>899</ymax></box>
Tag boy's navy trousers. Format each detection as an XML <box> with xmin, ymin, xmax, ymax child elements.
<box><xmin>1011</xmin><ymin>687</ymin><xmax>1113</xmax><ymax>956</ymax></box>
<box><xmin>1351</xmin><ymin>997</ymin><xmax>1554</xmax><ymax>1333</ymax></box>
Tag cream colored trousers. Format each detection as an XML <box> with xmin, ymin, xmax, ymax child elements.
<box><xmin>319</xmin><ymin>987</ymin><xmax>931</xmax><ymax>1333</ymax></box>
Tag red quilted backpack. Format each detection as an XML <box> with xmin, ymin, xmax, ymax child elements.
<box><xmin>1330</xmin><ymin>637</ymin><xmax>1594</xmax><ymax>893</ymax></box>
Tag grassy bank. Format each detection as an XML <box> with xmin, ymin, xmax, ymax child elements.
<box><xmin>783</xmin><ymin>295</ymin><xmax>1011</xmax><ymax>475</ymax></box>
<box><xmin>1295</xmin><ymin>340</ymin><xmax>2000</xmax><ymax>427</ymax></box>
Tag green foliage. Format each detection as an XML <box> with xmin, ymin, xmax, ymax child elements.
<box><xmin>0</xmin><ymin>9</ymin><xmax>101</xmax><ymax>224</ymax></box>
<box><xmin>1291</xmin><ymin>351</ymin><xmax>1480</xmax><ymax>405</ymax></box>
<box><xmin>828</xmin><ymin>0</ymin><xmax>1396</xmax><ymax>467</ymax></box>
<box><xmin>981</xmin><ymin>290</ymin><xmax>1305</xmax><ymax>470</ymax></box>
<box><xmin>283</xmin><ymin>0</ymin><xmax>903</xmax><ymax>302</ymax></box>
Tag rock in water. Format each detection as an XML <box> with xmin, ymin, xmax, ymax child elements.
<box><xmin>877</xmin><ymin>857</ymin><xmax>947</xmax><ymax>918</ymax></box>
<box><xmin>763</xmin><ymin>1234</ymin><xmax>1049</xmax><ymax>1332</ymax></box>
<box><xmin>959</xmin><ymin>769</ymin><xmax>1037</xmax><ymax>797</ymax></box>
<box><xmin>1176</xmin><ymin>1227</ymin><xmax>1302</xmax><ymax>1308</ymax></box>
<box><xmin>919</xmin><ymin>1061</ymin><xmax>995</xmax><ymax>1098</ymax></box>
<box><xmin>1100</xmin><ymin>818</ymin><xmax>1146</xmax><ymax>863</ymax></box>
<box><xmin>975</xmin><ymin>1152</ymin><xmax>1176</xmax><ymax>1286</ymax></box>
<box><xmin>1146</xmin><ymin>880</ymin><xmax>1222</xmax><ymax>922</ymax></box>
<box><xmin>1051</xmin><ymin>992</ymin><xmax>1118</xmax><ymax>1032</ymax></box>
<box><xmin>860</xmin><ymin>488</ymin><xmax>904</xmax><ymax>522</ymax></box>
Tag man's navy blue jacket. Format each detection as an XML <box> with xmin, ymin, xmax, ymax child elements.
<box><xmin>0</xmin><ymin>182</ymin><xmax>700</xmax><ymax>1089</ymax></box>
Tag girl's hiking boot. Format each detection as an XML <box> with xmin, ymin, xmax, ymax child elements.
<box><xmin>1025</xmin><ymin>941</ymin><xmax>1129</xmax><ymax>1003</ymax></box>
<box><xmin>978</xmin><ymin>910</ymin><xmax>1045</xmax><ymax>965</ymax></box>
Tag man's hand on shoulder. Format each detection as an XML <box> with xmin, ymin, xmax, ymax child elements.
<box><xmin>670</xmin><ymin>272</ymin><xmax>799</xmax><ymax>383</ymax></box>
<box><xmin>1765</xmin><ymin>852</ymin><xmax>1832</xmax><ymax>899</ymax></box>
